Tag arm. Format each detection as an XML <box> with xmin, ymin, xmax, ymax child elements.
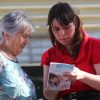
<box><xmin>43</xmin><ymin>64</ymin><xmax>59</xmax><ymax>100</ymax></box>
<box><xmin>63</xmin><ymin>64</ymin><xmax>100</xmax><ymax>91</ymax></box>
<box><xmin>80</xmin><ymin>64</ymin><xmax>100</xmax><ymax>90</ymax></box>
<box><xmin>81</xmin><ymin>39</ymin><xmax>100</xmax><ymax>90</ymax></box>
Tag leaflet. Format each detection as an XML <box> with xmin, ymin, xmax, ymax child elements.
<box><xmin>46</xmin><ymin>62</ymin><xmax>74</xmax><ymax>90</ymax></box>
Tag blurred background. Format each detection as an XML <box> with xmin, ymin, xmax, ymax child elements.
<box><xmin>0</xmin><ymin>0</ymin><xmax>100</xmax><ymax>99</ymax></box>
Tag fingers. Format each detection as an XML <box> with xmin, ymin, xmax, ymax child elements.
<box><xmin>63</xmin><ymin>67</ymin><xmax>85</xmax><ymax>81</ymax></box>
<box><xmin>63</xmin><ymin>71</ymin><xmax>77</xmax><ymax>82</ymax></box>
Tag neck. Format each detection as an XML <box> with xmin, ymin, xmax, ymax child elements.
<box><xmin>0</xmin><ymin>44</ymin><xmax>17</xmax><ymax>61</ymax></box>
<box><xmin>65</xmin><ymin>44</ymin><xmax>71</xmax><ymax>50</ymax></box>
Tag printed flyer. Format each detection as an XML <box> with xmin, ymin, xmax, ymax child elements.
<box><xmin>46</xmin><ymin>62</ymin><xmax>74</xmax><ymax>90</ymax></box>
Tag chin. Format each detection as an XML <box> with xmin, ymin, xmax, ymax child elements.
<box><xmin>16</xmin><ymin>50</ymin><xmax>23</xmax><ymax>55</ymax></box>
<box><xmin>62</xmin><ymin>41</ymin><xmax>70</xmax><ymax>45</ymax></box>
<box><xmin>61</xmin><ymin>43</ymin><xmax>68</xmax><ymax>46</ymax></box>
<box><xmin>19</xmin><ymin>50</ymin><xmax>23</xmax><ymax>54</ymax></box>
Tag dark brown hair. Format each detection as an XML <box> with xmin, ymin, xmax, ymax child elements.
<box><xmin>47</xmin><ymin>2</ymin><xmax>84</xmax><ymax>58</ymax></box>
<box><xmin>49</xmin><ymin>73</ymin><xmax>60</xmax><ymax>87</ymax></box>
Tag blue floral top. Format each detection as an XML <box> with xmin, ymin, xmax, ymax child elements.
<box><xmin>0</xmin><ymin>52</ymin><xmax>36</xmax><ymax>100</ymax></box>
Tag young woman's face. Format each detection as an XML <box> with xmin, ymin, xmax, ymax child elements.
<box><xmin>51</xmin><ymin>19</ymin><xmax>76</xmax><ymax>47</ymax></box>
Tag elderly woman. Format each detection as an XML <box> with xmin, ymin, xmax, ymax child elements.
<box><xmin>0</xmin><ymin>11</ymin><xmax>36</xmax><ymax>100</ymax></box>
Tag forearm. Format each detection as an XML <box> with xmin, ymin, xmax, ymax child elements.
<box><xmin>80</xmin><ymin>71</ymin><xmax>100</xmax><ymax>91</ymax></box>
<box><xmin>43</xmin><ymin>65</ymin><xmax>59</xmax><ymax>100</ymax></box>
<box><xmin>43</xmin><ymin>82</ymin><xmax>59</xmax><ymax>100</ymax></box>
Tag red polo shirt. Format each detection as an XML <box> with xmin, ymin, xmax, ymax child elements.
<box><xmin>41</xmin><ymin>32</ymin><xmax>100</xmax><ymax>97</ymax></box>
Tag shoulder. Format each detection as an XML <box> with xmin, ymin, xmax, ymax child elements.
<box><xmin>88</xmin><ymin>36</ymin><xmax>100</xmax><ymax>55</ymax></box>
<box><xmin>88</xmin><ymin>37</ymin><xmax>100</xmax><ymax>64</ymax></box>
<box><xmin>42</xmin><ymin>46</ymin><xmax>59</xmax><ymax>56</ymax></box>
<box><xmin>41</xmin><ymin>46</ymin><xmax>59</xmax><ymax>65</ymax></box>
<box><xmin>88</xmin><ymin>36</ymin><xmax>100</xmax><ymax>46</ymax></box>
<box><xmin>80</xmin><ymin>36</ymin><xmax>100</xmax><ymax>54</ymax></box>
<box><xmin>88</xmin><ymin>36</ymin><xmax>100</xmax><ymax>41</ymax></box>
<box><xmin>83</xmin><ymin>36</ymin><xmax>100</xmax><ymax>46</ymax></box>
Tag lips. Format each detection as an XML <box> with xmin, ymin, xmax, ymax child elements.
<box><xmin>60</xmin><ymin>38</ymin><xmax>70</xmax><ymax>45</ymax></box>
<box><xmin>60</xmin><ymin>38</ymin><xmax>69</xmax><ymax>42</ymax></box>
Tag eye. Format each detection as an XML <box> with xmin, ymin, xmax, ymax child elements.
<box><xmin>52</xmin><ymin>26</ymin><xmax>61</xmax><ymax>33</ymax></box>
<box><xmin>21</xmin><ymin>34</ymin><xmax>29</xmax><ymax>39</ymax></box>
<box><xmin>22</xmin><ymin>34</ymin><xmax>26</xmax><ymax>38</ymax></box>
<box><xmin>53</xmin><ymin>28</ymin><xmax>60</xmax><ymax>31</ymax></box>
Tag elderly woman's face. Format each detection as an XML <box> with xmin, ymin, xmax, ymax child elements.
<box><xmin>8</xmin><ymin>29</ymin><xmax>31</xmax><ymax>56</ymax></box>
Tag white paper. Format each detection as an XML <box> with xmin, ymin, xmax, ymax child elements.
<box><xmin>46</xmin><ymin>62</ymin><xmax>74</xmax><ymax>90</ymax></box>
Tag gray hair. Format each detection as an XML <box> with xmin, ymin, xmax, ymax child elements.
<box><xmin>0</xmin><ymin>10</ymin><xmax>35</xmax><ymax>38</ymax></box>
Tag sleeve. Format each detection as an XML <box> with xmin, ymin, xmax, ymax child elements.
<box><xmin>41</xmin><ymin>49</ymin><xmax>51</xmax><ymax>66</ymax></box>
<box><xmin>92</xmin><ymin>39</ymin><xmax>100</xmax><ymax>64</ymax></box>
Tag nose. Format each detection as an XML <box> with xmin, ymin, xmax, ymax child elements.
<box><xmin>60</xmin><ymin>29</ymin><xmax>65</xmax><ymax>35</ymax></box>
<box><xmin>61</xmin><ymin>29</ymin><xmax>65</xmax><ymax>35</ymax></box>
<box><xmin>24</xmin><ymin>38</ymin><xmax>29</xmax><ymax>45</ymax></box>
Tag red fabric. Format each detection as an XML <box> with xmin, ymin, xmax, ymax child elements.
<box><xmin>41</xmin><ymin>32</ymin><xmax>100</xmax><ymax>97</ymax></box>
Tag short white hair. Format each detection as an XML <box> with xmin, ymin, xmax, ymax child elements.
<box><xmin>0</xmin><ymin>10</ymin><xmax>35</xmax><ymax>38</ymax></box>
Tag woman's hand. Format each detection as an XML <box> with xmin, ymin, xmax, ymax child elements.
<box><xmin>63</xmin><ymin>67</ymin><xmax>85</xmax><ymax>83</ymax></box>
<box><xmin>43</xmin><ymin>89</ymin><xmax>59</xmax><ymax>100</ymax></box>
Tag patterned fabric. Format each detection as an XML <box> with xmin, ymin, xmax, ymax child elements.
<box><xmin>0</xmin><ymin>52</ymin><xmax>36</xmax><ymax>100</ymax></box>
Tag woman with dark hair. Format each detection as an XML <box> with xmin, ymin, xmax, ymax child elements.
<box><xmin>41</xmin><ymin>2</ymin><xmax>100</xmax><ymax>100</ymax></box>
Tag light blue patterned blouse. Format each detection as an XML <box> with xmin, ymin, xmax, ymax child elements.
<box><xmin>0</xmin><ymin>52</ymin><xmax>36</xmax><ymax>100</ymax></box>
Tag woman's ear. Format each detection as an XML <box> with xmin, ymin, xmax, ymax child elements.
<box><xmin>2</xmin><ymin>32</ymin><xmax>4</xmax><ymax>37</ymax></box>
<box><xmin>3</xmin><ymin>32</ymin><xmax>10</xmax><ymax>40</ymax></box>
